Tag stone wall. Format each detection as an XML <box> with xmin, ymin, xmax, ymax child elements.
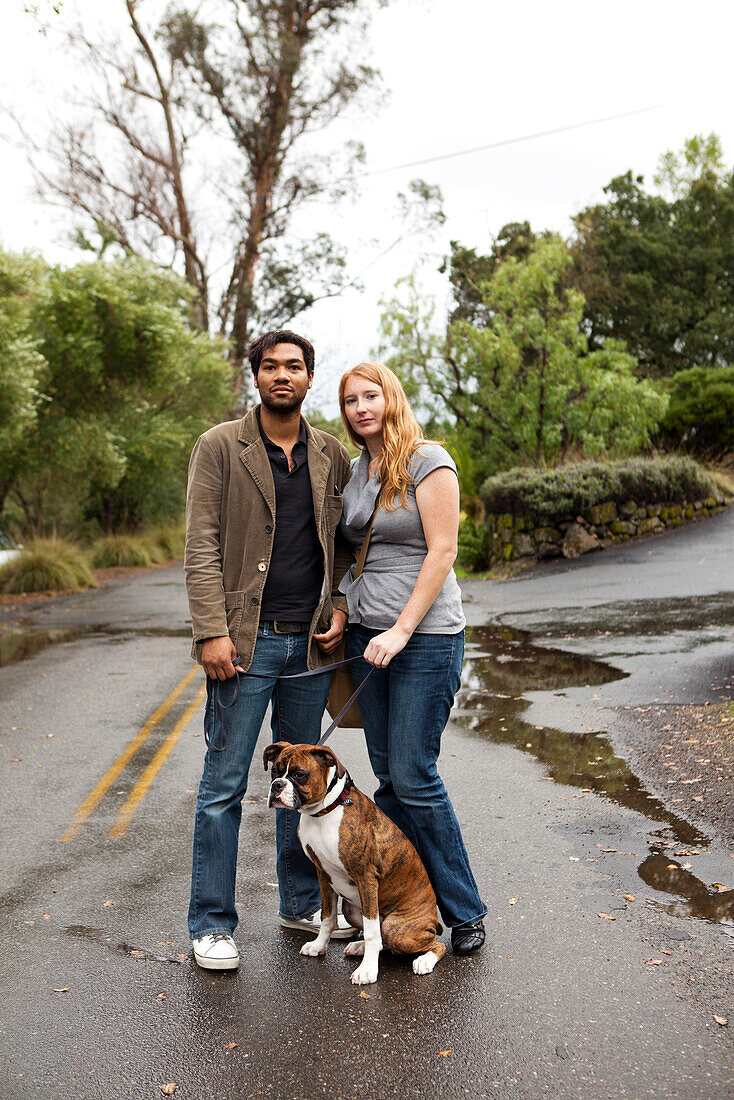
<box><xmin>484</xmin><ymin>495</ymin><xmax>728</xmax><ymax>567</ymax></box>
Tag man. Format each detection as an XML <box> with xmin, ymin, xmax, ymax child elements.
<box><xmin>184</xmin><ymin>330</ymin><xmax>353</xmax><ymax>970</ymax></box>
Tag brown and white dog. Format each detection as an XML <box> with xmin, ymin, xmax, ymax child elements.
<box><xmin>264</xmin><ymin>742</ymin><xmax>446</xmax><ymax>985</ymax></box>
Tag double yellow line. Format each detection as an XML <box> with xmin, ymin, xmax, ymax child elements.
<box><xmin>61</xmin><ymin>667</ymin><xmax>206</xmax><ymax>841</ymax></box>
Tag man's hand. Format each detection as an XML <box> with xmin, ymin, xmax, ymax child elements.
<box><xmin>201</xmin><ymin>636</ymin><xmax>243</xmax><ymax>680</ymax></box>
<box><xmin>313</xmin><ymin>609</ymin><xmax>347</xmax><ymax>655</ymax></box>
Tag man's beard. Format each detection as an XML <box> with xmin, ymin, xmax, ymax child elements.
<box><xmin>259</xmin><ymin>387</ymin><xmax>306</xmax><ymax>415</ymax></box>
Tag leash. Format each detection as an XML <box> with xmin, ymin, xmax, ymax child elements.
<box><xmin>203</xmin><ymin>655</ymin><xmax>375</xmax><ymax>751</ymax></box>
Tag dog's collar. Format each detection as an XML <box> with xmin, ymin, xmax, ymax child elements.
<box><xmin>302</xmin><ymin>768</ymin><xmax>353</xmax><ymax>816</ymax></box>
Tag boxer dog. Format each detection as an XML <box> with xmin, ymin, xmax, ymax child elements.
<box><xmin>264</xmin><ymin>742</ymin><xmax>446</xmax><ymax>985</ymax></box>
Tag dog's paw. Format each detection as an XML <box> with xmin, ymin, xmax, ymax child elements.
<box><xmin>300</xmin><ymin>939</ymin><xmax>327</xmax><ymax>957</ymax></box>
<box><xmin>413</xmin><ymin>950</ymin><xmax>440</xmax><ymax>975</ymax></box>
<box><xmin>350</xmin><ymin>961</ymin><xmax>378</xmax><ymax>985</ymax></box>
<box><xmin>344</xmin><ymin>939</ymin><xmax>365</xmax><ymax>957</ymax></box>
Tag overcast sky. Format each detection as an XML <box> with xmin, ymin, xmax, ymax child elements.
<box><xmin>3</xmin><ymin>0</ymin><xmax>734</xmax><ymax>414</ymax></box>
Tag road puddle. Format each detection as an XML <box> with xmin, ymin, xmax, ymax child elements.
<box><xmin>0</xmin><ymin>622</ymin><xmax>190</xmax><ymax>667</ymax></box>
<box><xmin>0</xmin><ymin>624</ymin><xmax>84</xmax><ymax>667</ymax></box>
<box><xmin>65</xmin><ymin>924</ymin><xmax>185</xmax><ymax>963</ymax></box>
<box><xmin>458</xmin><ymin>625</ymin><xmax>734</xmax><ymax>930</ymax></box>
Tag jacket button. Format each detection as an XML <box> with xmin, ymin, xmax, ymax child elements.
<box><xmin>251</xmin><ymin>597</ymin><xmax>257</xmax><ymax>605</ymax></box>
<box><xmin>257</xmin><ymin>561</ymin><xmax>267</xmax><ymax>572</ymax></box>
<box><xmin>265</xmin><ymin>524</ymin><xmax>272</xmax><ymax>533</ymax></box>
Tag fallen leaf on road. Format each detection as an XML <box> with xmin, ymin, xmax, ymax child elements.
<box><xmin>438</xmin><ymin>1050</ymin><xmax>452</xmax><ymax>1057</ymax></box>
<box><xmin>51</xmin><ymin>988</ymin><xmax>69</xmax><ymax>993</ymax></box>
<box><xmin>713</xmin><ymin>1015</ymin><xmax>728</xmax><ymax>1027</ymax></box>
<box><xmin>160</xmin><ymin>1085</ymin><xmax>178</xmax><ymax>1096</ymax></box>
<box><xmin>225</xmin><ymin>1042</ymin><xmax>239</xmax><ymax>1049</ymax></box>
<box><xmin>645</xmin><ymin>959</ymin><xmax>663</xmax><ymax>966</ymax></box>
<box><xmin>682</xmin><ymin>862</ymin><xmax>692</xmax><ymax>869</ymax></box>
<box><xmin>623</xmin><ymin>895</ymin><xmax>635</xmax><ymax>902</ymax></box>
<box><xmin>42</xmin><ymin>913</ymin><xmax>52</xmax><ymax>919</ymax></box>
<box><xmin>130</xmin><ymin>950</ymin><xmax>146</xmax><ymax>958</ymax></box>
<box><xmin>509</xmin><ymin>898</ymin><xmax>517</xmax><ymax>905</ymax></box>
<box><xmin>102</xmin><ymin>899</ymin><xmax>114</xmax><ymax>908</ymax></box>
<box><xmin>712</xmin><ymin>883</ymin><xmax>728</xmax><ymax>892</ymax></box>
<box><xmin>597</xmin><ymin>913</ymin><xmax>616</xmax><ymax>921</ymax></box>
<box><xmin>157</xmin><ymin>993</ymin><xmax>166</xmax><ymax>1000</ymax></box>
<box><xmin>601</xmin><ymin>848</ymin><xmax>619</xmax><ymax>853</ymax></box>
<box><xmin>660</xmin><ymin>949</ymin><xmax>673</xmax><ymax>956</ymax></box>
<box><xmin>359</xmin><ymin>991</ymin><xmax>371</xmax><ymax>999</ymax></box>
<box><xmin>569</xmin><ymin>856</ymin><xmax>580</xmax><ymax>862</ymax></box>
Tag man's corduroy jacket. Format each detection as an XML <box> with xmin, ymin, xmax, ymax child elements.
<box><xmin>184</xmin><ymin>407</ymin><xmax>352</xmax><ymax>671</ymax></box>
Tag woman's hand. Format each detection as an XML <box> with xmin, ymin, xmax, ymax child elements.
<box><xmin>363</xmin><ymin>624</ymin><xmax>412</xmax><ymax>668</ymax></box>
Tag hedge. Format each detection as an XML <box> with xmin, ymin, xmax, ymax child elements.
<box><xmin>480</xmin><ymin>456</ymin><xmax>715</xmax><ymax>526</ymax></box>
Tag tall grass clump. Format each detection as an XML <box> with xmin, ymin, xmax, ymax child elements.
<box><xmin>0</xmin><ymin>539</ymin><xmax>96</xmax><ymax>594</ymax></box>
<box><xmin>90</xmin><ymin>534</ymin><xmax>153</xmax><ymax>569</ymax></box>
<box><xmin>144</xmin><ymin>523</ymin><xmax>186</xmax><ymax>562</ymax></box>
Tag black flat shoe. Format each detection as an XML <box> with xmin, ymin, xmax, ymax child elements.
<box><xmin>451</xmin><ymin>918</ymin><xmax>485</xmax><ymax>955</ymax></box>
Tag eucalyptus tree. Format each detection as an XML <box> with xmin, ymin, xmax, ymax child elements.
<box><xmin>31</xmin><ymin>0</ymin><xmax>385</xmax><ymax>385</ymax></box>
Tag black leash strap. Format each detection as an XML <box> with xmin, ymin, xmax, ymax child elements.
<box><xmin>204</xmin><ymin>655</ymin><xmax>374</xmax><ymax>751</ymax></box>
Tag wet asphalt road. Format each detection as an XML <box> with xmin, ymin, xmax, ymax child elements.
<box><xmin>0</xmin><ymin>509</ymin><xmax>733</xmax><ymax>1099</ymax></box>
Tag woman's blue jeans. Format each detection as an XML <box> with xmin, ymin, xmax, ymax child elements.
<box><xmin>347</xmin><ymin>625</ymin><xmax>486</xmax><ymax>929</ymax></box>
<box><xmin>187</xmin><ymin>625</ymin><xmax>331</xmax><ymax>940</ymax></box>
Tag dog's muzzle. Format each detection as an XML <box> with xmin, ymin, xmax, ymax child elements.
<box><xmin>268</xmin><ymin>778</ymin><xmax>302</xmax><ymax>809</ymax></box>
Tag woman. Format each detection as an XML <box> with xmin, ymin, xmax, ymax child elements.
<box><xmin>338</xmin><ymin>362</ymin><xmax>486</xmax><ymax>955</ymax></box>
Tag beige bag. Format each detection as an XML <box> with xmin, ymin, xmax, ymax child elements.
<box><xmin>325</xmin><ymin>510</ymin><xmax>377</xmax><ymax>728</ymax></box>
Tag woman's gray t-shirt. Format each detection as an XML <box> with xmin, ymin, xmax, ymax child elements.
<box><xmin>338</xmin><ymin>444</ymin><xmax>465</xmax><ymax>634</ymax></box>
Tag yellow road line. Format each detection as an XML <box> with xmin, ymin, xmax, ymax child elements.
<box><xmin>106</xmin><ymin>685</ymin><xmax>207</xmax><ymax>839</ymax></box>
<box><xmin>60</xmin><ymin>666</ymin><xmax>202</xmax><ymax>842</ymax></box>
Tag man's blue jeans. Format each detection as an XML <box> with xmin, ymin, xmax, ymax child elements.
<box><xmin>187</xmin><ymin>625</ymin><xmax>331</xmax><ymax>939</ymax></box>
<box><xmin>347</xmin><ymin>625</ymin><xmax>486</xmax><ymax>929</ymax></box>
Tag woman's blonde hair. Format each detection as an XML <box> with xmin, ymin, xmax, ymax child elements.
<box><xmin>338</xmin><ymin>362</ymin><xmax>424</xmax><ymax>510</ymax></box>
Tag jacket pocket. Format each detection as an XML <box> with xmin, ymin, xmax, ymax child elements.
<box><xmin>325</xmin><ymin>493</ymin><xmax>343</xmax><ymax>535</ymax></box>
<box><xmin>224</xmin><ymin>590</ymin><xmax>245</xmax><ymax>645</ymax></box>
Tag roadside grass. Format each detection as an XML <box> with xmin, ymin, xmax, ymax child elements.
<box><xmin>144</xmin><ymin>523</ymin><xmax>186</xmax><ymax>563</ymax></box>
<box><xmin>90</xmin><ymin>524</ymin><xmax>185</xmax><ymax>569</ymax></box>
<box><xmin>90</xmin><ymin>534</ymin><xmax>153</xmax><ymax>569</ymax></box>
<box><xmin>0</xmin><ymin>539</ymin><xmax>97</xmax><ymax>595</ymax></box>
<box><xmin>705</xmin><ymin>463</ymin><xmax>734</xmax><ymax>501</ymax></box>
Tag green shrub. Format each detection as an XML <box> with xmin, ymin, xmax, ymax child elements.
<box><xmin>0</xmin><ymin>539</ymin><xmax>96</xmax><ymax>594</ymax></box>
<box><xmin>481</xmin><ymin>456</ymin><xmax>715</xmax><ymax>525</ymax></box>
<box><xmin>458</xmin><ymin>517</ymin><xmax>492</xmax><ymax>571</ymax></box>
<box><xmin>660</xmin><ymin>366</ymin><xmax>734</xmax><ymax>453</ymax></box>
<box><xmin>90</xmin><ymin>534</ymin><xmax>153</xmax><ymax>569</ymax></box>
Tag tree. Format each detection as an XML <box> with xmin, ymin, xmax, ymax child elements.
<box><xmin>381</xmin><ymin>238</ymin><xmax>666</xmax><ymax>484</ymax></box>
<box><xmin>660</xmin><ymin>365</ymin><xmax>734</xmax><ymax>453</ymax></box>
<box><xmin>28</xmin><ymin>0</ymin><xmax>384</xmax><ymax>385</ymax></box>
<box><xmin>3</xmin><ymin>256</ymin><xmax>232</xmax><ymax>537</ymax></box>
<box><xmin>571</xmin><ymin>135</ymin><xmax>734</xmax><ymax>377</ymax></box>
<box><xmin>0</xmin><ymin>253</ymin><xmax>47</xmax><ymax>517</ymax></box>
<box><xmin>441</xmin><ymin>221</ymin><xmax>539</xmax><ymax>327</ymax></box>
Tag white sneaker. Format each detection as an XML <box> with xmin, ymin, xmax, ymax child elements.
<box><xmin>192</xmin><ymin>932</ymin><xmax>240</xmax><ymax>970</ymax></box>
<box><xmin>279</xmin><ymin>909</ymin><xmax>356</xmax><ymax>939</ymax></box>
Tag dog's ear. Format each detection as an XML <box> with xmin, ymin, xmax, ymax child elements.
<box><xmin>310</xmin><ymin>746</ymin><xmax>346</xmax><ymax>778</ymax></box>
<box><xmin>263</xmin><ymin>741</ymin><xmax>290</xmax><ymax>770</ymax></box>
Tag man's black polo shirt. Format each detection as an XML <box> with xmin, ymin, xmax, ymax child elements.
<box><xmin>258</xmin><ymin>409</ymin><xmax>324</xmax><ymax>621</ymax></box>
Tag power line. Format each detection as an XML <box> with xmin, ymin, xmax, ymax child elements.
<box><xmin>363</xmin><ymin>99</ymin><xmax>708</xmax><ymax>177</ymax></box>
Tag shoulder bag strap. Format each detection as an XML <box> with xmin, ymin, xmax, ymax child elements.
<box><xmin>353</xmin><ymin>506</ymin><xmax>377</xmax><ymax>580</ymax></box>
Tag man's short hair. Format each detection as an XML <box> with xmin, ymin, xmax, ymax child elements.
<box><xmin>248</xmin><ymin>330</ymin><xmax>315</xmax><ymax>378</ymax></box>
